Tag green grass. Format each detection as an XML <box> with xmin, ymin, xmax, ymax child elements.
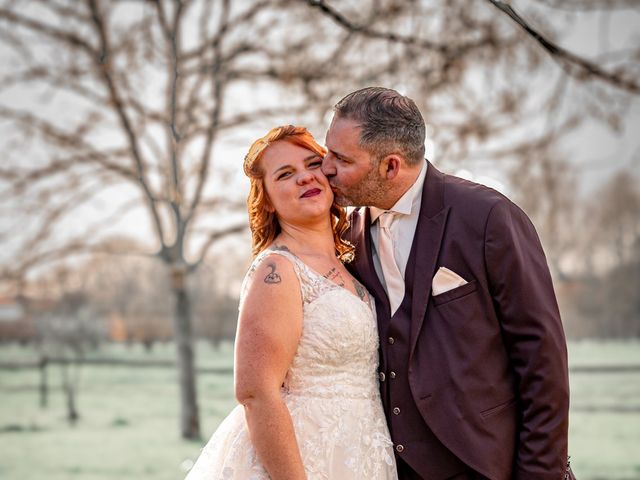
<box><xmin>0</xmin><ymin>342</ymin><xmax>236</xmax><ymax>480</ymax></box>
<box><xmin>568</xmin><ymin>341</ymin><xmax>640</xmax><ymax>480</ymax></box>
<box><xmin>0</xmin><ymin>340</ymin><xmax>639</xmax><ymax>479</ymax></box>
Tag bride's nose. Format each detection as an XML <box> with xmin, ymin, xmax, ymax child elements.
<box><xmin>297</xmin><ymin>171</ymin><xmax>315</xmax><ymax>185</ymax></box>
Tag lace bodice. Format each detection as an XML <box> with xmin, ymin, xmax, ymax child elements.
<box><xmin>186</xmin><ymin>248</ymin><xmax>396</xmax><ymax>480</ymax></box>
<box><xmin>241</xmin><ymin>248</ymin><xmax>380</xmax><ymax>400</ymax></box>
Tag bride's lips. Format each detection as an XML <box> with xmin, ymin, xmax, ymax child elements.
<box><xmin>301</xmin><ymin>188</ymin><xmax>321</xmax><ymax>198</ymax></box>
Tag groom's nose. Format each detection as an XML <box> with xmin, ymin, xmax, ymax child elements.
<box><xmin>321</xmin><ymin>153</ymin><xmax>337</xmax><ymax>177</ymax></box>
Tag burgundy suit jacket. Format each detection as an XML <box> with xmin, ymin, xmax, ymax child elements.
<box><xmin>346</xmin><ymin>161</ymin><xmax>570</xmax><ymax>480</ymax></box>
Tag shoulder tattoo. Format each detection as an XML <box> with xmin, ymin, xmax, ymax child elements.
<box><xmin>264</xmin><ymin>263</ymin><xmax>282</xmax><ymax>284</ymax></box>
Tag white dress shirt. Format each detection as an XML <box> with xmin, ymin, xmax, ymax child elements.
<box><xmin>370</xmin><ymin>161</ymin><xmax>427</xmax><ymax>310</ymax></box>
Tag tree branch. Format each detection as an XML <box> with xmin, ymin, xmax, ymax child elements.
<box><xmin>87</xmin><ymin>0</ymin><xmax>168</xmax><ymax>246</ymax></box>
<box><xmin>0</xmin><ymin>106</ymin><xmax>137</xmax><ymax>183</ymax></box>
<box><xmin>154</xmin><ymin>0</ymin><xmax>185</xmax><ymax>254</ymax></box>
<box><xmin>486</xmin><ymin>0</ymin><xmax>640</xmax><ymax>94</ymax></box>
<box><xmin>189</xmin><ymin>223</ymin><xmax>247</xmax><ymax>273</ymax></box>
<box><xmin>303</xmin><ymin>0</ymin><xmax>449</xmax><ymax>53</ymax></box>
<box><xmin>183</xmin><ymin>0</ymin><xmax>231</xmax><ymax>228</ymax></box>
<box><xmin>0</xmin><ymin>8</ymin><xmax>96</xmax><ymax>56</ymax></box>
<box><xmin>534</xmin><ymin>0</ymin><xmax>640</xmax><ymax>11</ymax></box>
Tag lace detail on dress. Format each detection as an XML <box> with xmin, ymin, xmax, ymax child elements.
<box><xmin>186</xmin><ymin>248</ymin><xmax>396</xmax><ymax>480</ymax></box>
<box><xmin>239</xmin><ymin>248</ymin><xmax>373</xmax><ymax>310</ymax></box>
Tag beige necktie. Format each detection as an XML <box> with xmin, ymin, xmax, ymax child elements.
<box><xmin>377</xmin><ymin>211</ymin><xmax>405</xmax><ymax>315</ymax></box>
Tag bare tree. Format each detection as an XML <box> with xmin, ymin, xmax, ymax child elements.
<box><xmin>191</xmin><ymin>260</ymin><xmax>243</xmax><ymax>348</ymax></box>
<box><xmin>587</xmin><ymin>169</ymin><xmax>640</xmax><ymax>269</ymax></box>
<box><xmin>0</xmin><ymin>0</ymin><xmax>379</xmax><ymax>439</ymax></box>
<box><xmin>28</xmin><ymin>267</ymin><xmax>104</xmax><ymax>425</ymax></box>
<box><xmin>508</xmin><ymin>149</ymin><xmax>581</xmax><ymax>280</ymax></box>
<box><xmin>552</xmin><ymin>168</ymin><xmax>640</xmax><ymax>337</ymax></box>
<box><xmin>86</xmin><ymin>251</ymin><xmax>173</xmax><ymax>349</ymax></box>
<box><xmin>1</xmin><ymin>0</ymin><xmax>638</xmax><ymax>437</ymax></box>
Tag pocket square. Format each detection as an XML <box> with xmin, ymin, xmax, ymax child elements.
<box><xmin>432</xmin><ymin>267</ymin><xmax>468</xmax><ymax>296</ymax></box>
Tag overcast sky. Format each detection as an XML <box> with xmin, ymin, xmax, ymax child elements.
<box><xmin>1</xmin><ymin>2</ymin><xmax>638</xmax><ymax>279</ymax></box>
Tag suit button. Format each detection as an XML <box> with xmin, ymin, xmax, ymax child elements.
<box><xmin>389</xmin><ymin>371</ymin><xmax>396</xmax><ymax>379</ymax></box>
<box><xmin>379</xmin><ymin>371</ymin><xmax>386</xmax><ymax>382</ymax></box>
<box><xmin>395</xmin><ymin>444</ymin><xmax>404</xmax><ymax>453</ymax></box>
<box><xmin>393</xmin><ymin>407</ymin><xmax>401</xmax><ymax>415</ymax></box>
<box><xmin>388</xmin><ymin>337</ymin><xmax>395</xmax><ymax>345</ymax></box>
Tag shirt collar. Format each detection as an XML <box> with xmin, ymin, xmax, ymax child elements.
<box><xmin>370</xmin><ymin>161</ymin><xmax>427</xmax><ymax>224</ymax></box>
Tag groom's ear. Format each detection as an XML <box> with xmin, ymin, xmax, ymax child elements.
<box><xmin>379</xmin><ymin>154</ymin><xmax>402</xmax><ymax>180</ymax></box>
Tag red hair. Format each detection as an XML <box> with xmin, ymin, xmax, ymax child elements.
<box><xmin>243</xmin><ymin>125</ymin><xmax>354</xmax><ymax>262</ymax></box>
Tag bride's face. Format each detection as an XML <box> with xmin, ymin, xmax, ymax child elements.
<box><xmin>261</xmin><ymin>140</ymin><xmax>333</xmax><ymax>226</ymax></box>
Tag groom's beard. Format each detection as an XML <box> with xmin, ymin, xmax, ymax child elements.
<box><xmin>330</xmin><ymin>166</ymin><xmax>389</xmax><ymax>208</ymax></box>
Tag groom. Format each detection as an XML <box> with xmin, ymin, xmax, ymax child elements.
<box><xmin>322</xmin><ymin>87</ymin><xmax>572</xmax><ymax>480</ymax></box>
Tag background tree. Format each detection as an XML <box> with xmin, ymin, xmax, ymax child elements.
<box><xmin>87</xmin><ymin>252</ymin><xmax>174</xmax><ymax>349</ymax></box>
<box><xmin>572</xmin><ymin>169</ymin><xmax>640</xmax><ymax>337</ymax></box>
<box><xmin>27</xmin><ymin>266</ymin><xmax>105</xmax><ymax>424</ymax></box>
<box><xmin>1</xmin><ymin>0</ymin><xmax>638</xmax><ymax>438</ymax></box>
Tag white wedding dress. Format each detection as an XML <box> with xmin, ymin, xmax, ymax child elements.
<box><xmin>185</xmin><ymin>248</ymin><xmax>397</xmax><ymax>480</ymax></box>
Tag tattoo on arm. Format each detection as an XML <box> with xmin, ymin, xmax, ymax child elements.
<box><xmin>264</xmin><ymin>263</ymin><xmax>282</xmax><ymax>284</ymax></box>
<box><xmin>271</xmin><ymin>244</ymin><xmax>291</xmax><ymax>253</ymax></box>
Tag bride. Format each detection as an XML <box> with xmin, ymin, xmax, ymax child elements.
<box><xmin>185</xmin><ymin>125</ymin><xmax>397</xmax><ymax>479</ymax></box>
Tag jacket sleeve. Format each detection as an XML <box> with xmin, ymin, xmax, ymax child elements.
<box><xmin>484</xmin><ymin>198</ymin><xmax>570</xmax><ymax>480</ymax></box>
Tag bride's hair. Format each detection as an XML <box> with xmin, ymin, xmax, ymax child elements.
<box><xmin>243</xmin><ymin>125</ymin><xmax>354</xmax><ymax>262</ymax></box>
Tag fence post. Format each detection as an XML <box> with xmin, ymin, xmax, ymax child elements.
<box><xmin>39</xmin><ymin>355</ymin><xmax>48</xmax><ymax>408</ymax></box>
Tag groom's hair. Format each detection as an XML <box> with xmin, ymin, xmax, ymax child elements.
<box><xmin>333</xmin><ymin>87</ymin><xmax>426</xmax><ymax>166</ymax></box>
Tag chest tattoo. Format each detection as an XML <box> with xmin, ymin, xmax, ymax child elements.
<box><xmin>324</xmin><ymin>266</ymin><xmax>346</xmax><ymax>287</ymax></box>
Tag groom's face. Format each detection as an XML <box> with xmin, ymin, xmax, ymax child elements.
<box><xmin>323</xmin><ymin>116</ymin><xmax>387</xmax><ymax>207</ymax></box>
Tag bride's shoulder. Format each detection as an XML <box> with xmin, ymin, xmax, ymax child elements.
<box><xmin>249</xmin><ymin>249</ymin><xmax>296</xmax><ymax>283</ymax></box>
<box><xmin>236</xmin><ymin>250</ymin><xmax>303</xmax><ymax>342</ymax></box>
<box><xmin>240</xmin><ymin>247</ymin><xmax>301</xmax><ymax>306</ymax></box>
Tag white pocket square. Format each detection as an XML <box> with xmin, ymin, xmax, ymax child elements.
<box><xmin>432</xmin><ymin>267</ymin><xmax>468</xmax><ymax>296</ymax></box>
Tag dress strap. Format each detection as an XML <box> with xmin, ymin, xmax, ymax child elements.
<box><xmin>263</xmin><ymin>248</ymin><xmax>318</xmax><ymax>304</ymax></box>
<box><xmin>261</xmin><ymin>248</ymin><xmax>304</xmax><ymax>275</ymax></box>
<box><xmin>238</xmin><ymin>248</ymin><xmax>311</xmax><ymax>310</ymax></box>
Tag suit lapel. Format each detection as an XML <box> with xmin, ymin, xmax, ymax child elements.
<box><xmin>409</xmin><ymin>161</ymin><xmax>449</xmax><ymax>360</ymax></box>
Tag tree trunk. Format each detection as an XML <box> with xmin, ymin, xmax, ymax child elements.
<box><xmin>171</xmin><ymin>266</ymin><xmax>201</xmax><ymax>439</ymax></box>
<box><xmin>143</xmin><ymin>339</ymin><xmax>154</xmax><ymax>352</ymax></box>
<box><xmin>65</xmin><ymin>383</ymin><xmax>79</xmax><ymax>425</ymax></box>
<box><xmin>39</xmin><ymin>355</ymin><xmax>48</xmax><ymax>408</ymax></box>
<box><xmin>60</xmin><ymin>361</ymin><xmax>79</xmax><ymax>425</ymax></box>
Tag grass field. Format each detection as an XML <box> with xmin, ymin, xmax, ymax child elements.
<box><xmin>1</xmin><ymin>340</ymin><xmax>639</xmax><ymax>480</ymax></box>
